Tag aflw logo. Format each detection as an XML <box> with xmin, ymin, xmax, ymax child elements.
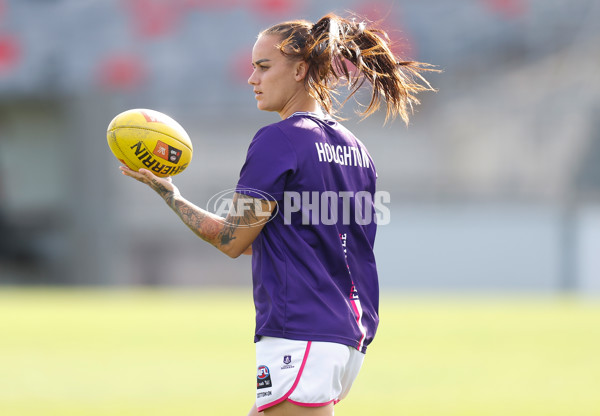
<box><xmin>152</xmin><ymin>140</ymin><xmax>182</xmax><ymax>163</ymax></box>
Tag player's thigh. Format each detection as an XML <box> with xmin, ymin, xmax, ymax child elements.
<box><xmin>264</xmin><ymin>400</ymin><xmax>334</xmax><ymax>416</ymax></box>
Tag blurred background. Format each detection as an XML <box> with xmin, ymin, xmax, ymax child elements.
<box><xmin>1</xmin><ymin>0</ymin><xmax>599</xmax><ymax>294</ymax></box>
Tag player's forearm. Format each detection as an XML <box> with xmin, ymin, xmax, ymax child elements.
<box><xmin>139</xmin><ymin>172</ymin><xmax>242</xmax><ymax>257</ymax></box>
<box><xmin>162</xmin><ymin>191</ymin><xmax>243</xmax><ymax>258</ymax></box>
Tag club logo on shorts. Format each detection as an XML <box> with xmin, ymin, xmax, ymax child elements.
<box><xmin>281</xmin><ymin>355</ymin><xmax>294</xmax><ymax>370</ymax></box>
<box><xmin>257</xmin><ymin>365</ymin><xmax>272</xmax><ymax>389</ymax></box>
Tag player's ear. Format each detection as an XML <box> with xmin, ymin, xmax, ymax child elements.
<box><xmin>294</xmin><ymin>61</ymin><xmax>308</xmax><ymax>81</ymax></box>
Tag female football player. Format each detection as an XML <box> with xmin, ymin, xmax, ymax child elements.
<box><xmin>121</xmin><ymin>12</ymin><xmax>435</xmax><ymax>416</ymax></box>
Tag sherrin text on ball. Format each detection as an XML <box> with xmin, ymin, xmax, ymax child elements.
<box><xmin>107</xmin><ymin>109</ymin><xmax>193</xmax><ymax>177</ymax></box>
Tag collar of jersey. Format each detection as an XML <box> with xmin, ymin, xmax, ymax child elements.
<box><xmin>287</xmin><ymin>111</ymin><xmax>328</xmax><ymax>120</ymax></box>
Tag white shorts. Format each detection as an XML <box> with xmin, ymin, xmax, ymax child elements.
<box><xmin>255</xmin><ymin>336</ymin><xmax>365</xmax><ymax>412</ymax></box>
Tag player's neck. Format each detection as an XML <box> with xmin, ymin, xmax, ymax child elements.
<box><xmin>278</xmin><ymin>96</ymin><xmax>320</xmax><ymax>120</ymax></box>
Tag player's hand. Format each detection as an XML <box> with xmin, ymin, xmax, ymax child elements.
<box><xmin>119</xmin><ymin>165</ymin><xmax>181</xmax><ymax>200</ymax></box>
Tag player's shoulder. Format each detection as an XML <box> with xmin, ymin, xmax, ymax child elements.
<box><xmin>254</xmin><ymin>118</ymin><xmax>293</xmax><ymax>137</ymax></box>
<box><xmin>253</xmin><ymin>117</ymin><xmax>312</xmax><ymax>144</ymax></box>
<box><xmin>249</xmin><ymin>120</ymin><xmax>298</xmax><ymax>156</ymax></box>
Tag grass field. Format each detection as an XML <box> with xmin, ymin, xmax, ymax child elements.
<box><xmin>0</xmin><ymin>288</ymin><xmax>599</xmax><ymax>416</ymax></box>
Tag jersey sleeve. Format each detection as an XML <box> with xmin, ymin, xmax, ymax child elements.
<box><xmin>236</xmin><ymin>124</ymin><xmax>297</xmax><ymax>201</ymax></box>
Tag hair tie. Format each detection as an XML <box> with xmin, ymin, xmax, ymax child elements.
<box><xmin>311</xmin><ymin>41</ymin><xmax>327</xmax><ymax>58</ymax></box>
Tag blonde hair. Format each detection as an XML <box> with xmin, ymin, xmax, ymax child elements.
<box><xmin>261</xmin><ymin>13</ymin><xmax>438</xmax><ymax>124</ymax></box>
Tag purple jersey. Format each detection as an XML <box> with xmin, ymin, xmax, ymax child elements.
<box><xmin>236</xmin><ymin>113</ymin><xmax>379</xmax><ymax>353</ymax></box>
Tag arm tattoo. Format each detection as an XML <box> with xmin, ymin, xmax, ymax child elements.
<box><xmin>219</xmin><ymin>194</ymin><xmax>272</xmax><ymax>247</ymax></box>
<box><xmin>150</xmin><ymin>178</ymin><xmax>174</xmax><ymax>200</ymax></box>
<box><xmin>171</xmin><ymin>198</ymin><xmax>222</xmax><ymax>242</ymax></box>
<box><xmin>219</xmin><ymin>222</ymin><xmax>237</xmax><ymax>246</ymax></box>
<box><xmin>162</xmin><ymin>190</ymin><xmax>271</xmax><ymax>253</ymax></box>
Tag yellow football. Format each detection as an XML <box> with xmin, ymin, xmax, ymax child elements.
<box><xmin>107</xmin><ymin>108</ymin><xmax>193</xmax><ymax>177</ymax></box>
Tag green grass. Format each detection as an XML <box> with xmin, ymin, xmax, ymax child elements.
<box><xmin>0</xmin><ymin>289</ymin><xmax>599</xmax><ymax>415</ymax></box>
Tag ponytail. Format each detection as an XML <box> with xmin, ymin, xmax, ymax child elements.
<box><xmin>262</xmin><ymin>13</ymin><xmax>437</xmax><ymax>124</ymax></box>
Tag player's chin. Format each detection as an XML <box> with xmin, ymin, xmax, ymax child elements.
<box><xmin>256</xmin><ymin>100</ymin><xmax>274</xmax><ymax>113</ymax></box>
<box><xmin>256</xmin><ymin>101</ymin><xmax>267</xmax><ymax>111</ymax></box>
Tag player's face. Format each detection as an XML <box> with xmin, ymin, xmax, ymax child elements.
<box><xmin>248</xmin><ymin>34</ymin><xmax>306</xmax><ymax>118</ymax></box>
